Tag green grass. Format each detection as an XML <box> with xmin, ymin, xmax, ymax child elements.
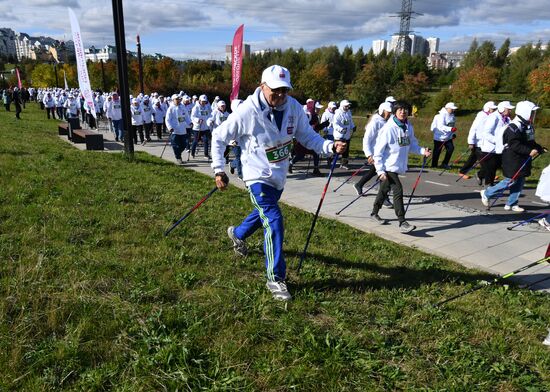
<box><xmin>1</xmin><ymin>105</ymin><xmax>550</xmax><ymax>391</ymax></box>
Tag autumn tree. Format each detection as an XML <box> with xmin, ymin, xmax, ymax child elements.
<box><xmin>392</xmin><ymin>72</ymin><xmax>429</xmax><ymax>107</ymax></box>
<box><xmin>451</xmin><ymin>64</ymin><xmax>499</xmax><ymax>109</ymax></box>
<box><xmin>295</xmin><ymin>63</ymin><xmax>332</xmax><ymax>101</ymax></box>
<box><xmin>528</xmin><ymin>61</ymin><xmax>550</xmax><ymax>106</ymax></box>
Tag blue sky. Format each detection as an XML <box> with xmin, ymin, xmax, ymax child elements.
<box><xmin>1</xmin><ymin>0</ymin><xmax>549</xmax><ymax>59</ymax></box>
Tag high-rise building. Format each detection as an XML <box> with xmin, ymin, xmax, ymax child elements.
<box><xmin>408</xmin><ymin>34</ymin><xmax>428</xmax><ymax>56</ymax></box>
<box><xmin>372</xmin><ymin>39</ymin><xmax>387</xmax><ymax>55</ymax></box>
<box><xmin>427</xmin><ymin>37</ymin><xmax>440</xmax><ymax>56</ymax></box>
<box><xmin>0</xmin><ymin>28</ymin><xmax>16</xmax><ymax>59</ymax></box>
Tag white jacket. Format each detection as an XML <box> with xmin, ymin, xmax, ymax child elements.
<box><xmin>480</xmin><ymin>111</ymin><xmax>510</xmax><ymax>153</ymax></box>
<box><xmin>211</xmin><ymin>87</ymin><xmax>334</xmax><ymax>190</ymax></box>
<box><xmin>152</xmin><ymin>103</ymin><xmax>166</xmax><ymax>124</ymax></box>
<box><xmin>320</xmin><ymin>109</ymin><xmax>335</xmax><ymax>136</ymax></box>
<box><xmin>467</xmin><ymin>110</ymin><xmax>490</xmax><ymax>145</ymax></box>
<box><xmin>141</xmin><ymin>102</ymin><xmax>153</xmax><ymax>124</ymax></box>
<box><xmin>106</xmin><ymin>99</ymin><xmax>122</xmax><ymax>121</ymax></box>
<box><xmin>374</xmin><ymin>116</ymin><xmax>425</xmax><ymax>175</ymax></box>
<box><xmin>430</xmin><ymin>108</ymin><xmax>456</xmax><ymax>141</ymax></box>
<box><xmin>333</xmin><ymin>109</ymin><xmax>355</xmax><ymax>140</ymax></box>
<box><xmin>363</xmin><ymin>113</ymin><xmax>387</xmax><ymax>158</ymax></box>
<box><xmin>208</xmin><ymin>109</ymin><xmax>229</xmax><ymax>128</ymax></box>
<box><xmin>165</xmin><ymin>102</ymin><xmax>191</xmax><ymax>134</ymax></box>
<box><xmin>130</xmin><ymin>104</ymin><xmax>144</xmax><ymax>126</ymax></box>
<box><xmin>536</xmin><ymin>164</ymin><xmax>550</xmax><ymax>203</ymax></box>
<box><xmin>191</xmin><ymin>103</ymin><xmax>211</xmax><ymax>131</ymax></box>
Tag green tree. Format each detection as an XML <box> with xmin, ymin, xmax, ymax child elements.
<box><xmin>295</xmin><ymin>63</ymin><xmax>332</xmax><ymax>101</ymax></box>
<box><xmin>528</xmin><ymin>61</ymin><xmax>550</xmax><ymax>106</ymax></box>
<box><xmin>506</xmin><ymin>42</ymin><xmax>543</xmax><ymax>96</ymax></box>
<box><xmin>451</xmin><ymin>64</ymin><xmax>499</xmax><ymax>109</ymax></box>
<box><xmin>462</xmin><ymin>40</ymin><xmax>497</xmax><ymax>70</ymax></box>
<box><xmin>350</xmin><ymin>60</ymin><xmax>392</xmax><ymax>110</ymax></box>
<box><xmin>392</xmin><ymin>72</ymin><xmax>429</xmax><ymax>107</ymax></box>
<box><xmin>30</xmin><ymin>63</ymin><xmax>57</xmax><ymax>87</ymax></box>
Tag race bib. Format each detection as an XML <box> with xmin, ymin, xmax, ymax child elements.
<box><xmin>114</xmin><ymin>104</ymin><xmax>121</xmax><ymax>109</ymax></box>
<box><xmin>265</xmin><ymin>140</ymin><xmax>292</xmax><ymax>163</ymax></box>
<box><xmin>398</xmin><ymin>135</ymin><xmax>410</xmax><ymax>147</ymax></box>
<box><xmin>177</xmin><ymin>116</ymin><xmax>184</xmax><ymax>123</ymax></box>
<box><xmin>526</xmin><ymin>127</ymin><xmax>535</xmax><ymax>141</ymax></box>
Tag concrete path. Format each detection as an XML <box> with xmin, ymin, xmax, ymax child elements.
<box><xmin>62</xmin><ymin>124</ymin><xmax>550</xmax><ymax>291</ymax></box>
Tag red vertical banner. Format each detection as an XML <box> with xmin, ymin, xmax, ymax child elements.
<box><xmin>15</xmin><ymin>67</ymin><xmax>22</xmax><ymax>89</ymax></box>
<box><xmin>230</xmin><ymin>24</ymin><xmax>244</xmax><ymax>102</ymax></box>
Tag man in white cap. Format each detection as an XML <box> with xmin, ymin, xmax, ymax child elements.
<box><xmin>333</xmin><ymin>99</ymin><xmax>355</xmax><ymax>169</ymax></box>
<box><xmin>166</xmin><ymin>94</ymin><xmax>191</xmax><ymax>164</ymax></box>
<box><xmin>354</xmin><ymin>101</ymin><xmax>393</xmax><ymax>201</ymax></box>
<box><xmin>190</xmin><ymin>94</ymin><xmax>212</xmax><ymax>159</ymax></box>
<box><xmin>479</xmin><ymin>101</ymin><xmax>515</xmax><ymax>186</ymax></box>
<box><xmin>320</xmin><ymin>101</ymin><xmax>337</xmax><ymax>141</ymax></box>
<box><xmin>459</xmin><ymin>101</ymin><xmax>497</xmax><ymax>182</ymax></box>
<box><xmin>130</xmin><ymin>98</ymin><xmax>144</xmax><ymax>144</ymax></box>
<box><xmin>211</xmin><ymin>65</ymin><xmax>346</xmax><ymax>301</ymax></box>
<box><xmin>430</xmin><ymin>102</ymin><xmax>458</xmax><ymax>169</ymax></box>
<box><xmin>152</xmin><ymin>96</ymin><xmax>167</xmax><ymax>140</ymax></box>
<box><xmin>106</xmin><ymin>92</ymin><xmax>123</xmax><ymax>142</ymax></box>
<box><xmin>481</xmin><ymin>101</ymin><xmax>544</xmax><ymax>211</ymax></box>
<box><xmin>141</xmin><ymin>95</ymin><xmax>153</xmax><ymax>143</ymax></box>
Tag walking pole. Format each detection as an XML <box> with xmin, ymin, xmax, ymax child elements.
<box><xmin>164</xmin><ymin>187</ymin><xmax>218</xmax><ymax>236</ymax></box>
<box><xmin>456</xmin><ymin>152</ymin><xmax>492</xmax><ymax>182</ymax></box>
<box><xmin>438</xmin><ymin>149</ymin><xmax>469</xmax><ymax>176</ymax></box>
<box><xmin>297</xmin><ymin>154</ymin><xmax>339</xmax><ymax>273</ymax></box>
<box><xmin>335</xmin><ymin>179</ymin><xmax>380</xmax><ymax>215</ymax></box>
<box><xmin>405</xmin><ymin>156</ymin><xmax>427</xmax><ymax>214</ymax></box>
<box><xmin>507</xmin><ymin>210</ymin><xmax>550</xmax><ymax>230</ymax></box>
<box><xmin>333</xmin><ymin>163</ymin><xmax>367</xmax><ymax>192</ymax></box>
<box><xmin>160</xmin><ymin>137</ymin><xmax>170</xmax><ymax>159</ymax></box>
<box><xmin>434</xmin><ymin>256</ymin><xmax>550</xmax><ymax>307</ymax></box>
<box><xmin>487</xmin><ymin>156</ymin><xmax>533</xmax><ymax>210</ymax></box>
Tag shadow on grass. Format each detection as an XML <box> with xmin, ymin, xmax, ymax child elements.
<box><xmin>286</xmin><ymin>250</ymin><xmax>490</xmax><ymax>293</ymax></box>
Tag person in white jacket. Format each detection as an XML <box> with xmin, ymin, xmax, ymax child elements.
<box><xmin>333</xmin><ymin>99</ymin><xmax>355</xmax><ymax>169</ymax></box>
<box><xmin>190</xmin><ymin>94</ymin><xmax>211</xmax><ymax>159</ymax></box>
<box><xmin>165</xmin><ymin>94</ymin><xmax>191</xmax><ymax>164</ymax></box>
<box><xmin>430</xmin><ymin>102</ymin><xmax>458</xmax><ymax>169</ymax></box>
<box><xmin>43</xmin><ymin>92</ymin><xmax>55</xmax><ymax>119</ymax></box>
<box><xmin>152</xmin><ymin>97</ymin><xmax>167</xmax><ymax>140</ymax></box>
<box><xmin>141</xmin><ymin>95</ymin><xmax>154</xmax><ymax>143</ymax></box>
<box><xmin>320</xmin><ymin>101</ymin><xmax>337</xmax><ymax>140</ymax></box>
<box><xmin>370</xmin><ymin>101</ymin><xmax>431</xmax><ymax>233</ymax></box>
<box><xmin>211</xmin><ymin>65</ymin><xmax>346</xmax><ymax>301</ymax></box>
<box><xmin>459</xmin><ymin>101</ymin><xmax>497</xmax><ymax>183</ymax></box>
<box><xmin>106</xmin><ymin>92</ymin><xmax>123</xmax><ymax>141</ymax></box>
<box><xmin>354</xmin><ymin>101</ymin><xmax>392</xmax><ymax>199</ymax></box>
<box><xmin>130</xmin><ymin>98</ymin><xmax>145</xmax><ymax>144</ymax></box>
<box><xmin>479</xmin><ymin>101</ymin><xmax>514</xmax><ymax>186</ymax></box>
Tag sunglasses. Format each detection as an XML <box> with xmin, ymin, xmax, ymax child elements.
<box><xmin>267</xmin><ymin>86</ymin><xmax>290</xmax><ymax>95</ymax></box>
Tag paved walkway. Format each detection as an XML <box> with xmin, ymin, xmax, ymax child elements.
<box><xmin>62</xmin><ymin>124</ymin><xmax>550</xmax><ymax>291</ymax></box>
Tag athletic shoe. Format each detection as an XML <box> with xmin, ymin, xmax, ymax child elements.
<box><xmin>340</xmin><ymin>164</ymin><xmax>349</xmax><ymax>170</ymax></box>
<box><xmin>459</xmin><ymin>173</ymin><xmax>471</xmax><ymax>180</ymax></box>
<box><xmin>370</xmin><ymin>213</ymin><xmax>388</xmax><ymax>225</ymax></box>
<box><xmin>383</xmin><ymin>198</ymin><xmax>393</xmax><ymax>209</ymax></box>
<box><xmin>266</xmin><ymin>281</ymin><xmax>292</xmax><ymax>301</ymax></box>
<box><xmin>480</xmin><ymin>190</ymin><xmax>488</xmax><ymax>206</ymax></box>
<box><xmin>477</xmin><ymin>175</ymin><xmax>483</xmax><ymax>186</ymax></box>
<box><xmin>353</xmin><ymin>183</ymin><xmax>362</xmax><ymax>196</ymax></box>
<box><xmin>538</xmin><ymin>218</ymin><xmax>550</xmax><ymax>231</ymax></box>
<box><xmin>227</xmin><ymin>226</ymin><xmax>248</xmax><ymax>257</ymax></box>
<box><xmin>176</xmin><ymin>158</ymin><xmax>183</xmax><ymax>165</ymax></box>
<box><xmin>441</xmin><ymin>164</ymin><xmax>451</xmax><ymax>170</ymax></box>
<box><xmin>543</xmin><ymin>330</ymin><xmax>550</xmax><ymax>346</ymax></box>
<box><xmin>288</xmin><ymin>164</ymin><xmax>293</xmax><ymax>174</ymax></box>
<box><xmin>312</xmin><ymin>168</ymin><xmax>323</xmax><ymax>177</ymax></box>
<box><xmin>504</xmin><ymin>205</ymin><xmax>525</xmax><ymax>212</ymax></box>
<box><xmin>230</xmin><ymin>166</ymin><xmax>235</xmax><ymax>174</ymax></box>
<box><xmin>399</xmin><ymin>221</ymin><xmax>416</xmax><ymax>233</ymax></box>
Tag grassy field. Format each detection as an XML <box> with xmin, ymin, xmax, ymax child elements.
<box><xmin>1</xmin><ymin>104</ymin><xmax>550</xmax><ymax>391</ymax></box>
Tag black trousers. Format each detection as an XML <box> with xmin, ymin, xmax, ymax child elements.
<box><xmin>432</xmin><ymin>140</ymin><xmax>454</xmax><ymax>167</ymax></box>
<box><xmin>480</xmin><ymin>153</ymin><xmax>500</xmax><ymax>186</ymax></box>
<box><xmin>459</xmin><ymin>147</ymin><xmax>478</xmax><ymax>175</ymax></box>
<box><xmin>132</xmin><ymin>125</ymin><xmax>144</xmax><ymax>143</ymax></box>
<box><xmin>356</xmin><ymin>164</ymin><xmax>377</xmax><ymax>188</ymax></box>
<box><xmin>155</xmin><ymin>123</ymin><xmax>163</xmax><ymax>139</ymax></box>
<box><xmin>372</xmin><ymin>172</ymin><xmax>405</xmax><ymax>223</ymax></box>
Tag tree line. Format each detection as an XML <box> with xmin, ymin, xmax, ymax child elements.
<box><xmin>2</xmin><ymin>39</ymin><xmax>549</xmax><ymax>113</ymax></box>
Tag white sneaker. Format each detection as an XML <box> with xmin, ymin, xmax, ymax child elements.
<box><xmin>227</xmin><ymin>226</ymin><xmax>247</xmax><ymax>257</ymax></box>
<box><xmin>504</xmin><ymin>205</ymin><xmax>524</xmax><ymax>212</ymax></box>
<box><xmin>539</xmin><ymin>218</ymin><xmax>550</xmax><ymax>231</ymax></box>
<box><xmin>266</xmin><ymin>281</ymin><xmax>292</xmax><ymax>301</ymax></box>
<box><xmin>480</xmin><ymin>190</ymin><xmax>488</xmax><ymax>206</ymax></box>
<box><xmin>543</xmin><ymin>329</ymin><xmax>550</xmax><ymax>346</ymax></box>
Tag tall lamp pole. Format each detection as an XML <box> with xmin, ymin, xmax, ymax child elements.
<box><xmin>112</xmin><ymin>0</ymin><xmax>134</xmax><ymax>157</ymax></box>
<box><xmin>136</xmin><ymin>34</ymin><xmax>144</xmax><ymax>94</ymax></box>
<box><xmin>100</xmin><ymin>59</ymin><xmax>107</xmax><ymax>92</ymax></box>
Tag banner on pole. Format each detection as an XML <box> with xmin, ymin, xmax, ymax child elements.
<box><xmin>15</xmin><ymin>67</ymin><xmax>22</xmax><ymax>89</ymax></box>
<box><xmin>63</xmin><ymin>70</ymin><xmax>69</xmax><ymax>90</ymax></box>
<box><xmin>229</xmin><ymin>24</ymin><xmax>244</xmax><ymax>102</ymax></box>
<box><xmin>68</xmin><ymin>7</ymin><xmax>96</xmax><ymax>118</ymax></box>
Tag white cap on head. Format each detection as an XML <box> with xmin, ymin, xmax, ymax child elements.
<box><xmin>340</xmin><ymin>99</ymin><xmax>351</xmax><ymax>109</ymax></box>
<box><xmin>498</xmin><ymin>101</ymin><xmax>515</xmax><ymax>112</ymax></box>
<box><xmin>315</xmin><ymin>102</ymin><xmax>323</xmax><ymax>109</ymax></box>
<box><xmin>217</xmin><ymin>100</ymin><xmax>226</xmax><ymax>107</ymax></box>
<box><xmin>261</xmin><ymin>64</ymin><xmax>292</xmax><ymax>89</ymax></box>
<box><xmin>483</xmin><ymin>101</ymin><xmax>498</xmax><ymax>112</ymax></box>
<box><xmin>445</xmin><ymin>102</ymin><xmax>458</xmax><ymax>110</ymax></box>
<box><xmin>306</xmin><ymin>98</ymin><xmax>314</xmax><ymax>103</ymax></box>
<box><xmin>328</xmin><ymin>101</ymin><xmax>337</xmax><ymax>109</ymax></box>
<box><xmin>515</xmin><ymin>100</ymin><xmax>539</xmax><ymax>120</ymax></box>
<box><xmin>171</xmin><ymin>94</ymin><xmax>180</xmax><ymax>101</ymax></box>
<box><xmin>385</xmin><ymin>96</ymin><xmax>396</xmax><ymax>103</ymax></box>
<box><xmin>132</xmin><ymin>98</ymin><xmax>138</xmax><ymax>103</ymax></box>
<box><xmin>183</xmin><ymin>95</ymin><xmax>190</xmax><ymax>101</ymax></box>
<box><xmin>199</xmin><ymin>94</ymin><xmax>208</xmax><ymax>102</ymax></box>
<box><xmin>378</xmin><ymin>101</ymin><xmax>393</xmax><ymax>115</ymax></box>
<box><xmin>231</xmin><ymin>99</ymin><xmax>243</xmax><ymax>112</ymax></box>
<box><xmin>143</xmin><ymin>95</ymin><xmax>149</xmax><ymax>100</ymax></box>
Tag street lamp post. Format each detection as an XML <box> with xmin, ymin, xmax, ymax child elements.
<box><xmin>136</xmin><ymin>35</ymin><xmax>144</xmax><ymax>94</ymax></box>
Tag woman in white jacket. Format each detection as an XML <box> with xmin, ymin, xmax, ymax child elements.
<box><xmin>332</xmin><ymin>99</ymin><xmax>355</xmax><ymax>169</ymax></box>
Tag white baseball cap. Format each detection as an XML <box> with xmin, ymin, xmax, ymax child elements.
<box><xmin>498</xmin><ymin>101</ymin><xmax>515</xmax><ymax>112</ymax></box>
<box><xmin>515</xmin><ymin>100</ymin><xmax>539</xmax><ymax>120</ymax></box>
<box><xmin>199</xmin><ymin>94</ymin><xmax>208</xmax><ymax>102</ymax></box>
<box><xmin>340</xmin><ymin>99</ymin><xmax>351</xmax><ymax>108</ymax></box>
<box><xmin>385</xmin><ymin>96</ymin><xmax>396</xmax><ymax>103</ymax></box>
<box><xmin>328</xmin><ymin>101</ymin><xmax>337</xmax><ymax>109</ymax></box>
<box><xmin>378</xmin><ymin>101</ymin><xmax>393</xmax><ymax>115</ymax></box>
<box><xmin>217</xmin><ymin>100</ymin><xmax>226</xmax><ymax>107</ymax></box>
<box><xmin>483</xmin><ymin>101</ymin><xmax>498</xmax><ymax>112</ymax></box>
<box><xmin>315</xmin><ymin>102</ymin><xmax>323</xmax><ymax>109</ymax></box>
<box><xmin>171</xmin><ymin>94</ymin><xmax>180</xmax><ymax>100</ymax></box>
<box><xmin>445</xmin><ymin>102</ymin><xmax>458</xmax><ymax>110</ymax></box>
<box><xmin>261</xmin><ymin>65</ymin><xmax>292</xmax><ymax>90</ymax></box>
